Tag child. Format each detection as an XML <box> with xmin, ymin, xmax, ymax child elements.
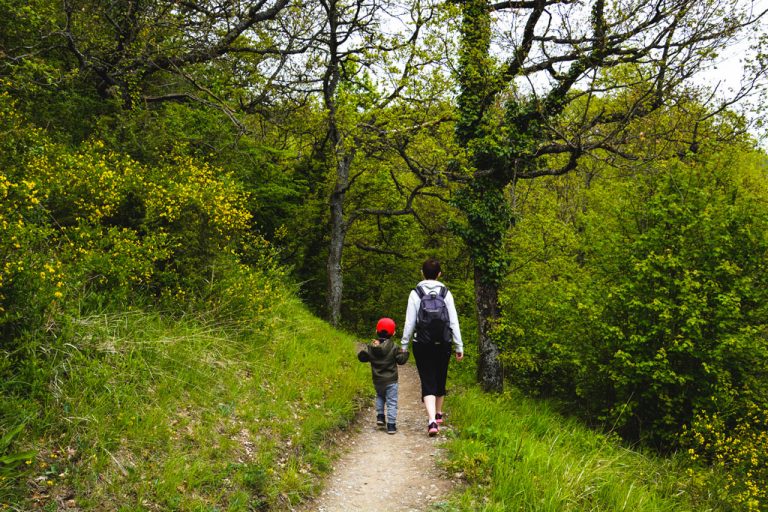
<box><xmin>357</xmin><ymin>317</ymin><xmax>409</xmax><ymax>434</ymax></box>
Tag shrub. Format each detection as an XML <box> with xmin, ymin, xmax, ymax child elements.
<box><xmin>500</xmin><ymin>151</ymin><xmax>768</xmax><ymax>447</ymax></box>
<box><xmin>584</xmin><ymin>156</ymin><xmax>768</xmax><ymax>445</ymax></box>
<box><xmin>0</xmin><ymin>94</ymin><xmax>261</xmax><ymax>343</ymax></box>
<box><xmin>682</xmin><ymin>403</ymin><xmax>768</xmax><ymax>511</ymax></box>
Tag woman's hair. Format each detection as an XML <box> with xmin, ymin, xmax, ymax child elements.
<box><xmin>422</xmin><ymin>258</ymin><xmax>441</xmax><ymax>279</ymax></box>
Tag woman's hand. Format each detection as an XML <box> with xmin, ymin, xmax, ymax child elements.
<box><xmin>455</xmin><ymin>352</ymin><xmax>464</xmax><ymax>361</ymax></box>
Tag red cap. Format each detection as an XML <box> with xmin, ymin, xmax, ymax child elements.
<box><xmin>376</xmin><ymin>317</ymin><xmax>396</xmax><ymax>337</ymax></box>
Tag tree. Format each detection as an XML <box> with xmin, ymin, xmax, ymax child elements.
<box><xmin>454</xmin><ymin>0</ymin><xmax>767</xmax><ymax>391</ymax></box>
<box><xmin>306</xmin><ymin>0</ymin><xmax>445</xmax><ymax>325</ymax></box>
<box><xmin>0</xmin><ymin>0</ymin><xmax>323</xmax><ymax>127</ymax></box>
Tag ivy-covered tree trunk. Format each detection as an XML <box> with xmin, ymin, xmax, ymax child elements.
<box><xmin>473</xmin><ymin>266</ymin><xmax>503</xmax><ymax>391</ymax></box>
<box><xmin>455</xmin><ymin>177</ymin><xmax>512</xmax><ymax>392</ymax></box>
<box><xmin>455</xmin><ymin>0</ymin><xmax>509</xmax><ymax>391</ymax></box>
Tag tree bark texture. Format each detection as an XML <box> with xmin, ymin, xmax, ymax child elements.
<box><xmin>321</xmin><ymin>0</ymin><xmax>345</xmax><ymax>327</ymax></box>
<box><xmin>327</xmin><ymin>154</ymin><xmax>352</xmax><ymax>327</ymax></box>
<box><xmin>474</xmin><ymin>266</ymin><xmax>504</xmax><ymax>392</ymax></box>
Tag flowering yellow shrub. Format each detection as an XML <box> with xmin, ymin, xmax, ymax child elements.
<box><xmin>0</xmin><ymin>107</ymin><xmax>61</xmax><ymax>333</ymax></box>
<box><xmin>145</xmin><ymin>154</ymin><xmax>252</xmax><ymax>245</ymax></box>
<box><xmin>25</xmin><ymin>140</ymin><xmax>143</xmax><ymax>225</ymax></box>
<box><xmin>0</xmin><ymin>93</ymin><xmax>264</xmax><ymax>338</ymax></box>
<box><xmin>683</xmin><ymin>403</ymin><xmax>768</xmax><ymax>511</ymax></box>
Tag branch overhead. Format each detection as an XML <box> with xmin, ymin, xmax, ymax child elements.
<box><xmin>456</xmin><ymin>0</ymin><xmax>767</xmax><ymax>186</ymax></box>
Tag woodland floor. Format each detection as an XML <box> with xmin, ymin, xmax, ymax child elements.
<box><xmin>306</xmin><ymin>362</ymin><xmax>459</xmax><ymax>512</ymax></box>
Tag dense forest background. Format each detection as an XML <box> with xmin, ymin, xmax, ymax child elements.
<box><xmin>2</xmin><ymin>0</ymin><xmax>768</xmax><ymax>509</ymax></box>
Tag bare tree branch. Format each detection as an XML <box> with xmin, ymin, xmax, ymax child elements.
<box><xmin>352</xmin><ymin>242</ymin><xmax>406</xmax><ymax>258</ymax></box>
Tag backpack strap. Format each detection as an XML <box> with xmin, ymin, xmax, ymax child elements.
<box><xmin>414</xmin><ymin>285</ymin><xmax>447</xmax><ymax>298</ymax></box>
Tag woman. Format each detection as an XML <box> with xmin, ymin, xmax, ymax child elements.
<box><xmin>400</xmin><ymin>258</ymin><xmax>463</xmax><ymax>436</ymax></box>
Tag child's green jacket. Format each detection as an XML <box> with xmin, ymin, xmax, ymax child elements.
<box><xmin>357</xmin><ymin>337</ymin><xmax>409</xmax><ymax>391</ymax></box>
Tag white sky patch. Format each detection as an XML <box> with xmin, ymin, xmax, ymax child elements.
<box><xmin>698</xmin><ymin>0</ymin><xmax>768</xmax><ymax>90</ymax></box>
<box><xmin>695</xmin><ymin>0</ymin><xmax>768</xmax><ymax>145</ymax></box>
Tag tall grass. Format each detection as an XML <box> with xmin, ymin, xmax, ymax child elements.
<box><xmin>1</xmin><ymin>298</ymin><xmax>369</xmax><ymax>510</ymax></box>
<box><xmin>442</xmin><ymin>381</ymin><xmax>709</xmax><ymax>512</ymax></box>
<box><xmin>3</xmin><ymin>298</ymin><xmax>729</xmax><ymax>511</ymax></box>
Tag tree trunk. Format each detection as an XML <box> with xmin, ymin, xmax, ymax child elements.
<box><xmin>327</xmin><ymin>157</ymin><xmax>350</xmax><ymax>326</ymax></box>
<box><xmin>321</xmin><ymin>0</ymin><xmax>347</xmax><ymax>327</ymax></box>
<box><xmin>474</xmin><ymin>265</ymin><xmax>504</xmax><ymax>392</ymax></box>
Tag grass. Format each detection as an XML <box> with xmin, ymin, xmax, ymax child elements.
<box><xmin>3</xmin><ymin>298</ymin><xmax>727</xmax><ymax>511</ymax></box>
<box><xmin>441</xmin><ymin>371</ymin><xmax>710</xmax><ymax>512</ymax></box>
<box><xmin>1</xmin><ymin>297</ymin><xmax>369</xmax><ymax>511</ymax></box>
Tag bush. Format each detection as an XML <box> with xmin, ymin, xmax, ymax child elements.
<box><xmin>501</xmin><ymin>151</ymin><xmax>768</xmax><ymax>447</ymax></box>
<box><xmin>682</xmin><ymin>403</ymin><xmax>768</xmax><ymax>511</ymax></box>
<box><xmin>585</xmin><ymin>155</ymin><xmax>768</xmax><ymax>445</ymax></box>
<box><xmin>0</xmin><ymin>94</ymin><xmax>261</xmax><ymax>343</ymax></box>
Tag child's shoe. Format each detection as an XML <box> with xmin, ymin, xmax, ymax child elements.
<box><xmin>387</xmin><ymin>423</ymin><xmax>397</xmax><ymax>434</ymax></box>
<box><xmin>435</xmin><ymin>412</ymin><xmax>444</xmax><ymax>425</ymax></box>
<box><xmin>376</xmin><ymin>413</ymin><xmax>386</xmax><ymax>427</ymax></box>
<box><xmin>428</xmin><ymin>422</ymin><xmax>439</xmax><ymax>436</ymax></box>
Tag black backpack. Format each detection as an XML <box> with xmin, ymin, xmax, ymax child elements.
<box><xmin>415</xmin><ymin>285</ymin><xmax>452</xmax><ymax>344</ymax></box>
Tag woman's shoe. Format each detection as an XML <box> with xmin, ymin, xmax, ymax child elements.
<box><xmin>435</xmin><ymin>412</ymin><xmax>444</xmax><ymax>425</ymax></box>
<box><xmin>428</xmin><ymin>422</ymin><xmax>439</xmax><ymax>436</ymax></box>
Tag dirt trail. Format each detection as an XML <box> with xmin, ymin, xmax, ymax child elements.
<box><xmin>307</xmin><ymin>363</ymin><xmax>457</xmax><ymax>512</ymax></box>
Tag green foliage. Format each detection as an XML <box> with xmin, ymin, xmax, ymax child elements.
<box><xmin>585</xmin><ymin>154</ymin><xmax>768</xmax><ymax>444</ymax></box>
<box><xmin>452</xmin><ymin>0</ymin><xmax>516</xmax><ymax>287</ymax></box>
<box><xmin>338</xmin><ymin>108</ymin><xmax>471</xmax><ymax>333</ymax></box>
<box><xmin>500</xmin><ymin>150</ymin><xmax>768</xmax><ymax>451</ymax></box>
<box><xmin>0</xmin><ymin>423</ymin><xmax>35</xmax><ymax>488</ymax></box>
<box><xmin>451</xmin><ymin>177</ymin><xmax>513</xmax><ymax>285</ymax></box>
<box><xmin>0</xmin><ymin>94</ymin><xmax>262</xmax><ymax>342</ymax></box>
<box><xmin>682</xmin><ymin>403</ymin><xmax>768</xmax><ymax>511</ymax></box>
<box><xmin>92</xmin><ymin>103</ymin><xmax>311</xmax><ymax>240</ymax></box>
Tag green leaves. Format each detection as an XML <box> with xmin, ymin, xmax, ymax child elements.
<box><xmin>451</xmin><ymin>177</ymin><xmax>514</xmax><ymax>285</ymax></box>
<box><xmin>499</xmin><ymin>148</ymin><xmax>768</xmax><ymax>447</ymax></box>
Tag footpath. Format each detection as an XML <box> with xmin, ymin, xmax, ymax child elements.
<box><xmin>307</xmin><ymin>363</ymin><xmax>457</xmax><ymax>511</ymax></box>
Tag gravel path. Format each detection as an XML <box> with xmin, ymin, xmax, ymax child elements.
<box><xmin>307</xmin><ymin>362</ymin><xmax>457</xmax><ymax>512</ymax></box>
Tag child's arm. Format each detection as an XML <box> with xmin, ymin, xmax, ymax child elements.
<box><xmin>395</xmin><ymin>348</ymin><xmax>409</xmax><ymax>365</ymax></box>
<box><xmin>357</xmin><ymin>344</ymin><xmax>371</xmax><ymax>362</ymax></box>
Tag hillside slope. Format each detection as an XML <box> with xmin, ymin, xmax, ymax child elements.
<box><xmin>3</xmin><ymin>298</ymin><xmax>369</xmax><ymax>510</ymax></box>
<box><xmin>3</xmin><ymin>300</ymin><xmax>728</xmax><ymax>511</ymax></box>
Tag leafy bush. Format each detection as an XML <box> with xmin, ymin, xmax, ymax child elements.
<box><xmin>501</xmin><ymin>151</ymin><xmax>768</xmax><ymax>446</ymax></box>
<box><xmin>682</xmin><ymin>403</ymin><xmax>768</xmax><ymax>511</ymax></box>
<box><xmin>0</xmin><ymin>93</ymin><xmax>260</xmax><ymax>342</ymax></box>
<box><xmin>585</xmin><ymin>155</ymin><xmax>768</xmax><ymax>445</ymax></box>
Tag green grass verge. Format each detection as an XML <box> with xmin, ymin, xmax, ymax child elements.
<box><xmin>442</xmin><ymin>379</ymin><xmax>711</xmax><ymax>512</ymax></box>
<box><xmin>3</xmin><ymin>301</ymin><xmax>724</xmax><ymax>511</ymax></box>
<box><xmin>1</xmin><ymin>298</ymin><xmax>369</xmax><ymax>511</ymax></box>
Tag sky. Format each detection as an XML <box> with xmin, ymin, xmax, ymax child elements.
<box><xmin>697</xmin><ymin>0</ymin><xmax>768</xmax><ymax>143</ymax></box>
